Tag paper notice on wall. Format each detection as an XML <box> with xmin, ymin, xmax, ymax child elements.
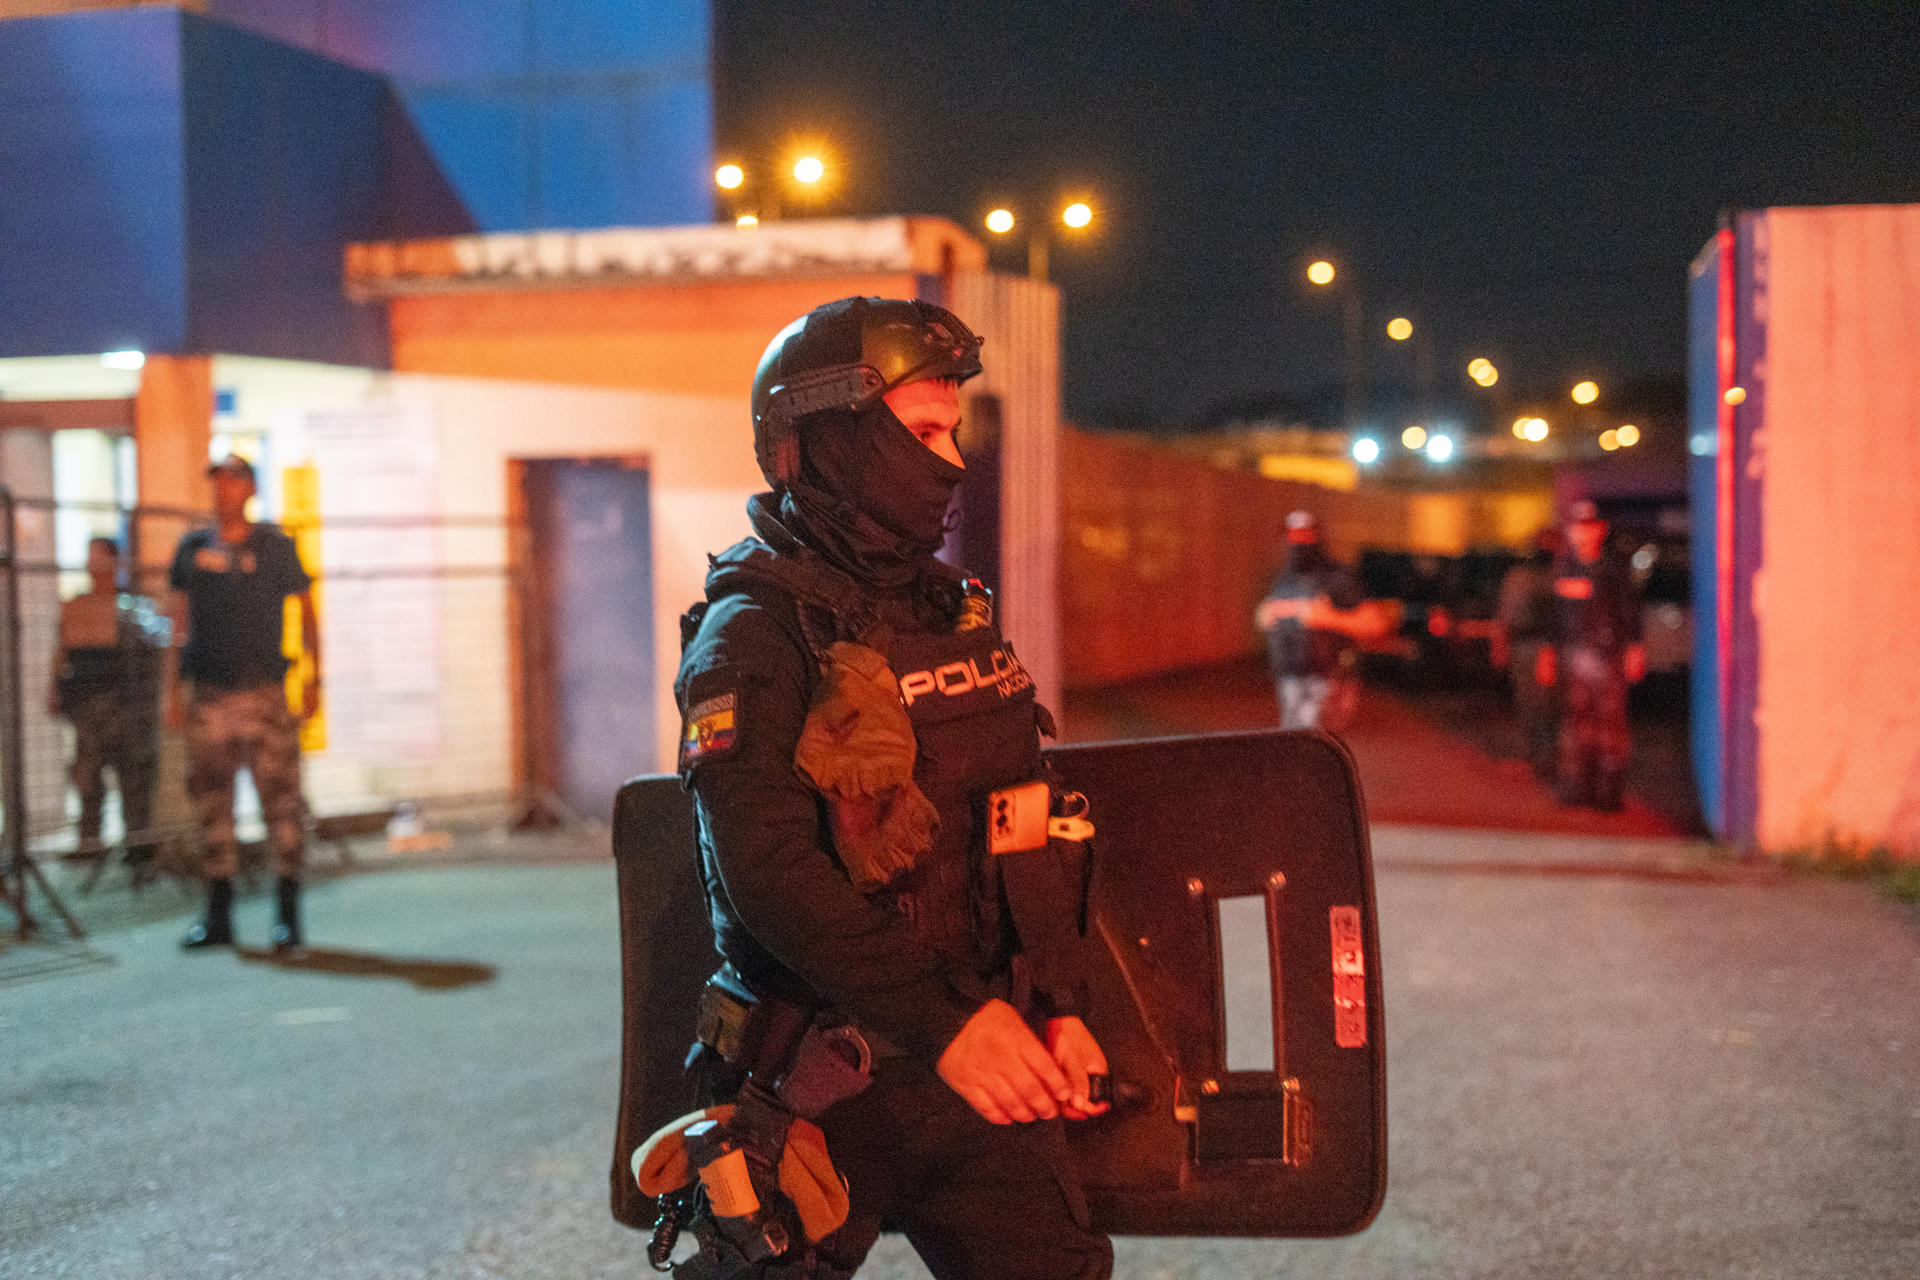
<box><xmin>303</xmin><ymin>403</ymin><xmax>441</xmax><ymax>760</ymax></box>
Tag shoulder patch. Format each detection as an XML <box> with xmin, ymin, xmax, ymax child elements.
<box><xmin>679</xmin><ymin>690</ymin><xmax>739</xmax><ymax>771</ymax></box>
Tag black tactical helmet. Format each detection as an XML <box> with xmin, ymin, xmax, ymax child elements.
<box><xmin>750</xmin><ymin>297</ymin><xmax>984</xmax><ymax>489</ymax></box>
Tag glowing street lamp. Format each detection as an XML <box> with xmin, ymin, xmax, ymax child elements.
<box><xmin>986</xmin><ymin>197</ymin><xmax>1097</xmax><ymax>282</ymax></box>
<box><xmin>714</xmin><ymin>148</ymin><xmax>839</xmax><ymax>221</ymax></box>
<box><xmin>1468</xmin><ymin>357</ymin><xmax>1498</xmax><ymax>387</ymax></box>
<box><xmin>1307</xmin><ymin>260</ymin><xmax>1336</xmax><ymax>286</ymax></box>
<box><xmin>1352</xmin><ymin>437</ymin><xmax>1381</xmax><ymax>464</ymax></box>
<box><xmin>1571</xmin><ymin>380</ymin><xmax>1600</xmax><ymax>405</ymax></box>
<box><xmin>1615</xmin><ymin>423</ymin><xmax>1641</xmax><ymax>447</ymax></box>
<box><xmin>1401</xmin><ymin>424</ymin><xmax>1428</xmax><ymax>450</ymax></box>
<box><xmin>1386</xmin><ymin>316</ymin><xmax>1413</xmax><ymax>342</ymax></box>
<box><xmin>1599</xmin><ymin>429</ymin><xmax>1620</xmax><ymax>451</ymax></box>
<box><xmin>1425</xmin><ymin>433</ymin><xmax>1454</xmax><ymax>462</ymax></box>
<box><xmin>1524</xmin><ymin>418</ymin><xmax>1549</xmax><ymax>442</ymax></box>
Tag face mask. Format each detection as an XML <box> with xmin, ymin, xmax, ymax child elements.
<box><xmin>801</xmin><ymin>402</ymin><xmax>964</xmax><ymax>554</ymax></box>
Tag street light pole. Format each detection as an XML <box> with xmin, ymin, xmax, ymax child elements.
<box><xmin>1309</xmin><ymin>262</ymin><xmax>1366</xmax><ymax>431</ymax></box>
<box><xmin>1410</xmin><ymin>328</ymin><xmax>1434</xmax><ymax>421</ymax></box>
<box><xmin>1342</xmin><ymin>287</ymin><xmax>1365</xmax><ymax>431</ymax></box>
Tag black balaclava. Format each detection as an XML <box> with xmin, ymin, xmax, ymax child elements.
<box><xmin>754</xmin><ymin>396</ymin><xmax>963</xmax><ymax>588</ymax></box>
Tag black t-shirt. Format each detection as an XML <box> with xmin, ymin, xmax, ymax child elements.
<box><xmin>169</xmin><ymin>524</ymin><xmax>312</xmax><ymax>689</ymax></box>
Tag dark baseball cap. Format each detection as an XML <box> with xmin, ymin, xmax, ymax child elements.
<box><xmin>207</xmin><ymin>454</ymin><xmax>256</xmax><ymax>481</ymax></box>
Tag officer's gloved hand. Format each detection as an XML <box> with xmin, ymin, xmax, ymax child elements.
<box><xmin>935</xmin><ymin>999</ymin><xmax>1072</xmax><ymax>1125</ymax></box>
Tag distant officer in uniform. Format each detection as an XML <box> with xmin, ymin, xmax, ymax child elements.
<box><xmin>1539</xmin><ymin>500</ymin><xmax>1644</xmax><ymax>810</ymax></box>
<box><xmin>1255</xmin><ymin>510</ymin><xmax>1382</xmax><ymax>731</ymax></box>
<box><xmin>664</xmin><ymin>298</ymin><xmax>1112</xmax><ymax>1279</ymax></box>
<box><xmin>1493</xmin><ymin>528</ymin><xmax>1562</xmax><ymax>779</ymax></box>
<box><xmin>52</xmin><ymin>535</ymin><xmax>167</xmax><ymax>874</ymax></box>
<box><xmin>166</xmin><ymin>454</ymin><xmax>321</xmax><ymax>952</ymax></box>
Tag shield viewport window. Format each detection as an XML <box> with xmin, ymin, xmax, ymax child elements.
<box><xmin>1217</xmin><ymin>894</ymin><xmax>1277</xmax><ymax>1073</ymax></box>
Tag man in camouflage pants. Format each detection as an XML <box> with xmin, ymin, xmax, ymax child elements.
<box><xmin>167</xmin><ymin>455</ymin><xmax>321</xmax><ymax>953</ymax></box>
<box><xmin>54</xmin><ymin>536</ymin><xmax>168</xmax><ymax>875</ymax></box>
<box><xmin>1538</xmin><ymin>501</ymin><xmax>1644</xmax><ymax>811</ymax></box>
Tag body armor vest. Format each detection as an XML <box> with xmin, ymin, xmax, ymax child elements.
<box><xmin>690</xmin><ymin>540</ymin><xmax>1082</xmax><ymax>1013</ymax></box>
<box><xmin>875</xmin><ymin>620</ymin><xmax>1041</xmax><ymax>985</ymax></box>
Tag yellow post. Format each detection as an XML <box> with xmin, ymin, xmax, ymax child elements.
<box><xmin>280</xmin><ymin>464</ymin><xmax>326</xmax><ymax>752</ymax></box>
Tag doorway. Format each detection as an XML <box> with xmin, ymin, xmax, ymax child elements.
<box><xmin>515</xmin><ymin>457</ymin><xmax>654</xmax><ymax>823</ymax></box>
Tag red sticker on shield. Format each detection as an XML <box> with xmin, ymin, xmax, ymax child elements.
<box><xmin>1330</xmin><ymin>906</ymin><xmax>1366</xmax><ymax>1049</ymax></box>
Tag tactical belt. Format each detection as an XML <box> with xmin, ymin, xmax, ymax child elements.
<box><xmin>696</xmin><ymin>974</ymin><xmax>893</xmax><ymax>1117</ymax></box>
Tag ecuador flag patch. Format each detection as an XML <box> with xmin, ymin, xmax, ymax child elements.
<box><xmin>680</xmin><ymin>692</ymin><xmax>737</xmax><ymax>770</ymax></box>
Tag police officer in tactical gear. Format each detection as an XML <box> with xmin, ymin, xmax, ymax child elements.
<box><xmin>666</xmin><ymin>297</ymin><xmax>1113</xmax><ymax>1279</ymax></box>
<box><xmin>1538</xmin><ymin>500</ymin><xmax>1645</xmax><ymax>810</ymax></box>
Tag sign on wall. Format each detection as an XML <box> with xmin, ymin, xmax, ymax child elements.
<box><xmin>303</xmin><ymin>402</ymin><xmax>442</xmax><ymax>761</ymax></box>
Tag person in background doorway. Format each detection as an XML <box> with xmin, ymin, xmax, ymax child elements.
<box><xmin>1493</xmin><ymin>528</ymin><xmax>1563</xmax><ymax>780</ymax></box>
<box><xmin>1538</xmin><ymin>500</ymin><xmax>1644</xmax><ymax>811</ymax></box>
<box><xmin>1255</xmin><ymin>510</ymin><xmax>1387</xmax><ymax>731</ymax></box>
<box><xmin>166</xmin><ymin>454</ymin><xmax>321</xmax><ymax>952</ymax></box>
<box><xmin>52</xmin><ymin>535</ymin><xmax>167</xmax><ymax>879</ymax></box>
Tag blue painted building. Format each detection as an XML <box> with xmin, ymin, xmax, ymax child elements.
<box><xmin>0</xmin><ymin>1</ymin><xmax>712</xmax><ymax>364</ymax></box>
<box><xmin>199</xmin><ymin>0</ymin><xmax>713</xmax><ymax>235</ymax></box>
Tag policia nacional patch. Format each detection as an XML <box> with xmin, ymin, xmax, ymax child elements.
<box><xmin>679</xmin><ymin>691</ymin><xmax>738</xmax><ymax>771</ymax></box>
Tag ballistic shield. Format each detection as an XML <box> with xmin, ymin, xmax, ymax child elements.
<box><xmin>610</xmin><ymin>729</ymin><xmax>1386</xmax><ymax>1238</ymax></box>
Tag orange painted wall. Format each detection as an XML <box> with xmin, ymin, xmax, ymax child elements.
<box><xmin>1060</xmin><ymin>428</ymin><xmax>1552</xmax><ymax>687</ymax></box>
<box><xmin>387</xmin><ymin>273</ymin><xmax>921</xmax><ymax>399</ymax></box>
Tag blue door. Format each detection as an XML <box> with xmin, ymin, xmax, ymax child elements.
<box><xmin>524</xmin><ymin>458</ymin><xmax>653</xmax><ymax>822</ymax></box>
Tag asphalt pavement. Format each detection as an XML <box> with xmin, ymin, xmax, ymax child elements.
<box><xmin>4</xmin><ymin>832</ymin><xmax>1918</xmax><ymax>1279</ymax></box>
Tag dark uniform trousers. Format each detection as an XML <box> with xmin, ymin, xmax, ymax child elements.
<box><xmin>807</xmin><ymin>1058</ymin><xmax>1113</xmax><ymax>1280</ymax></box>
<box><xmin>1507</xmin><ymin>637</ymin><xmax>1556</xmax><ymax>778</ymax></box>
<box><xmin>1556</xmin><ymin>645</ymin><xmax>1630</xmax><ymax>803</ymax></box>
<box><xmin>69</xmin><ymin>693</ymin><xmax>159</xmax><ymax>850</ymax></box>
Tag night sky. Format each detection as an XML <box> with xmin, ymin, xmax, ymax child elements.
<box><xmin>716</xmin><ymin>2</ymin><xmax>1918</xmax><ymax>429</ymax></box>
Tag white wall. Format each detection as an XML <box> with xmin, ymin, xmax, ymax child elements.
<box><xmin>215</xmin><ymin>356</ymin><xmax>757</xmax><ymax>814</ymax></box>
<box><xmin>398</xmin><ymin>372</ymin><xmax>760</xmax><ymax>780</ymax></box>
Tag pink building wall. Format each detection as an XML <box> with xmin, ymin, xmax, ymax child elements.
<box><xmin>1750</xmin><ymin>205</ymin><xmax>1920</xmax><ymax>856</ymax></box>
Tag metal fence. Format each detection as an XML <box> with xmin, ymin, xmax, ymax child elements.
<box><xmin>0</xmin><ymin>490</ymin><xmax>563</xmax><ymax>934</ymax></box>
